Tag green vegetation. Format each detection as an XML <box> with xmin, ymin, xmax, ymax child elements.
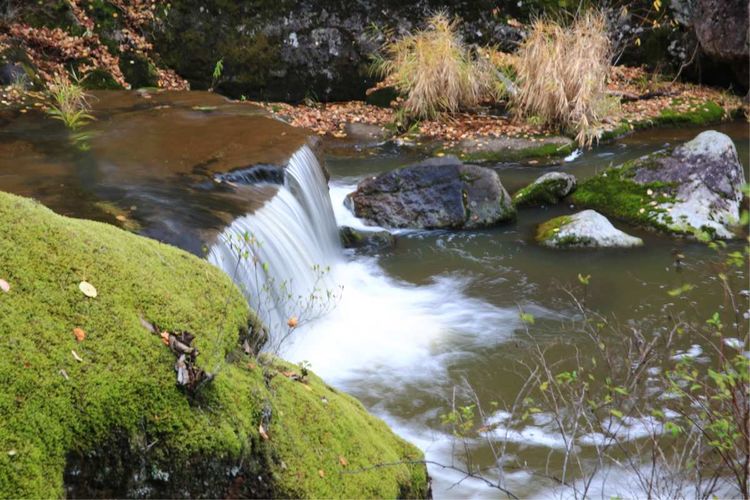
<box><xmin>513</xmin><ymin>176</ymin><xmax>574</xmax><ymax>207</ymax></box>
<box><xmin>45</xmin><ymin>74</ymin><xmax>94</xmax><ymax>130</ymax></box>
<box><xmin>535</xmin><ymin>215</ymin><xmax>575</xmax><ymax>243</ymax></box>
<box><xmin>653</xmin><ymin>99</ymin><xmax>725</xmax><ymax>126</ymax></box>
<box><xmin>454</xmin><ymin>140</ymin><xmax>574</xmax><ymax>163</ymax></box>
<box><xmin>0</xmin><ymin>191</ymin><xmax>427</xmax><ymax>497</ymax></box>
<box><xmin>570</xmin><ymin>157</ymin><xmax>675</xmax><ymax>230</ymax></box>
<box><xmin>513</xmin><ymin>11</ymin><xmax>616</xmax><ymax>147</ymax></box>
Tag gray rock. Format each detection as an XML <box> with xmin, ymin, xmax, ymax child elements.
<box><xmin>537</xmin><ymin>210</ymin><xmax>644</xmax><ymax>249</ymax></box>
<box><xmin>347</xmin><ymin>155</ymin><xmax>515</xmax><ymax>229</ymax></box>
<box><xmin>339</xmin><ymin>226</ymin><xmax>395</xmax><ymax>251</ymax></box>
<box><xmin>693</xmin><ymin>0</ymin><xmax>749</xmax><ymax>89</ymax></box>
<box><xmin>449</xmin><ymin>135</ymin><xmax>574</xmax><ymax>163</ymax></box>
<box><xmin>343</xmin><ymin>122</ymin><xmax>387</xmax><ymax>142</ymax></box>
<box><xmin>634</xmin><ymin>131</ymin><xmax>745</xmax><ymax>239</ymax></box>
<box><xmin>513</xmin><ymin>172</ymin><xmax>577</xmax><ymax>207</ymax></box>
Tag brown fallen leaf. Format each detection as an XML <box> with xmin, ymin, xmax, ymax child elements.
<box><xmin>259</xmin><ymin>423</ymin><xmax>269</xmax><ymax>441</ymax></box>
<box><xmin>73</xmin><ymin>327</ymin><xmax>85</xmax><ymax>342</ymax></box>
<box><xmin>318</xmin><ymin>469</ymin><xmax>325</xmax><ymax>478</ymax></box>
<box><xmin>115</xmin><ymin>214</ymin><xmax>127</xmax><ymax>222</ymax></box>
<box><xmin>287</xmin><ymin>316</ymin><xmax>298</xmax><ymax>328</ymax></box>
<box><xmin>0</xmin><ymin>279</ymin><xmax>9</xmax><ymax>293</ymax></box>
<box><xmin>71</xmin><ymin>350</ymin><xmax>83</xmax><ymax>362</ymax></box>
<box><xmin>339</xmin><ymin>456</ymin><xmax>348</xmax><ymax>467</ymax></box>
<box><xmin>160</xmin><ymin>331</ymin><xmax>170</xmax><ymax>346</ymax></box>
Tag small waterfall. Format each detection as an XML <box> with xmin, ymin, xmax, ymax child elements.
<box><xmin>208</xmin><ymin>145</ymin><xmax>342</xmax><ymax>350</ymax></box>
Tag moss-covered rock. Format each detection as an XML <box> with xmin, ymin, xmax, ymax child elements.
<box><xmin>0</xmin><ymin>192</ymin><xmax>427</xmax><ymax>498</ymax></box>
<box><xmin>572</xmin><ymin>131</ymin><xmax>745</xmax><ymax>239</ymax></box>
<box><xmin>513</xmin><ymin>172</ymin><xmax>577</xmax><ymax>208</ymax></box>
<box><xmin>535</xmin><ymin>210</ymin><xmax>643</xmax><ymax>249</ymax></box>
<box><xmin>446</xmin><ymin>135</ymin><xmax>575</xmax><ymax>163</ymax></box>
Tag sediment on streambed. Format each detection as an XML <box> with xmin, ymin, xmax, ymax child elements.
<box><xmin>0</xmin><ymin>191</ymin><xmax>428</xmax><ymax>498</ymax></box>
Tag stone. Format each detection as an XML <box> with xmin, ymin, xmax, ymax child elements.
<box><xmin>513</xmin><ymin>172</ymin><xmax>577</xmax><ymax>207</ymax></box>
<box><xmin>339</xmin><ymin>225</ymin><xmax>395</xmax><ymax>251</ymax></box>
<box><xmin>448</xmin><ymin>135</ymin><xmax>574</xmax><ymax>163</ymax></box>
<box><xmin>571</xmin><ymin>131</ymin><xmax>746</xmax><ymax>240</ymax></box>
<box><xmin>693</xmin><ymin>0</ymin><xmax>749</xmax><ymax>90</ymax></box>
<box><xmin>536</xmin><ymin>210</ymin><xmax>644</xmax><ymax>249</ymax></box>
<box><xmin>347</xmin><ymin>156</ymin><xmax>515</xmax><ymax>229</ymax></box>
<box><xmin>343</xmin><ymin>122</ymin><xmax>387</xmax><ymax>142</ymax></box>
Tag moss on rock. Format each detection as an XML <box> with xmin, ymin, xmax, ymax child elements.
<box><xmin>0</xmin><ymin>192</ymin><xmax>427</xmax><ymax>498</ymax></box>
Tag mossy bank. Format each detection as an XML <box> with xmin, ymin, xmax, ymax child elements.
<box><xmin>0</xmin><ymin>192</ymin><xmax>428</xmax><ymax>498</ymax></box>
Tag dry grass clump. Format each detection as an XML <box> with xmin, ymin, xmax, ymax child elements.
<box><xmin>372</xmin><ymin>12</ymin><xmax>499</xmax><ymax>120</ymax></box>
<box><xmin>513</xmin><ymin>11</ymin><xmax>615</xmax><ymax>147</ymax></box>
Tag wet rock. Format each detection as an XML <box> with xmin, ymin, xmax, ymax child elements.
<box><xmin>448</xmin><ymin>135</ymin><xmax>575</xmax><ymax>163</ymax></box>
<box><xmin>347</xmin><ymin>156</ymin><xmax>515</xmax><ymax>229</ymax></box>
<box><xmin>340</xmin><ymin>225</ymin><xmax>395</xmax><ymax>251</ymax></box>
<box><xmin>536</xmin><ymin>210</ymin><xmax>644</xmax><ymax>249</ymax></box>
<box><xmin>572</xmin><ymin>131</ymin><xmax>745</xmax><ymax>240</ymax></box>
<box><xmin>343</xmin><ymin>122</ymin><xmax>387</xmax><ymax>142</ymax></box>
<box><xmin>0</xmin><ymin>63</ymin><xmax>29</xmax><ymax>88</ymax></box>
<box><xmin>513</xmin><ymin>172</ymin><xmax>577</xmax><ymax>207</ymax></box>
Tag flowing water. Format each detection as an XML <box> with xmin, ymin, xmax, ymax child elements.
<box><xmin>0</xmin><ymin>93</ymin><xmax>747</xmax><ymax>498</ymax></box>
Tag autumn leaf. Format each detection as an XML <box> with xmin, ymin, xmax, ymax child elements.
<box><xmin>287</xmin><ymin>316</ymin><xmax>298</xmax><ymax>328</ymax></box>
<box><xmin>160</xmin><ymin>331</ymin><xmax>170</xmax><ymax>346</ymax></box>
<box><xmin>338</xmin><ymin>456</ymin><xmax>349</xmax><ymax>467</ymax></box>
<box><xmin>318</xmin><ymin>469</ymin><xmax>325</xmax><ymax>478</ymax></box>
<box><xmin>0</xmin><ymin>279</ymin><xmax>9</xmax><ymax>293</ymax></box>
<box><xmin>71</xmin><ymin>350</ymin><xmax>83</xmax><ymax>362</ymax></box>
<box><xmin>78</xmin><ymin>281</ymin><xmax>97</xmax><ymax>298</ymax></box>
<box><xmin>73</xmin><ymin>327</ymin><xmax>85</xmax><ymax>342</ymax></box>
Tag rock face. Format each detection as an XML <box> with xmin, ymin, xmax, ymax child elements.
<box><xmin>536</xmin><ymin>210</ymin><xmax>644</xmax><ymax>249</ymax></box>
<box><xmin>693</xmin><ymin>0</ymin><xmax>749</xmax><ymax>89</ymax></box>
<box><xmin>513</xmin><ymin>172</ymin><xmax>577</xmax><ymax>207</ymax></box>
<box><xmin>347</xmin><ymin>156</ymin><xmax>515</xmax><ymax>229</ymax></box>
<box><xmin>572</xmin><ymin>131</ymin><xmax>745</xmax><ymax>240</ymax></box>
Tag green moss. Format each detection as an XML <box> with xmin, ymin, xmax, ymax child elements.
<box><xmin>570</xmin><ymin>158</ymin><xmax>675</xmax><ymax>231</ymax></box>
<box><xmin>0</xmin><ymin>192</ymin><xmax>427</xmax><ymax>497</ymax></box>
<box><xmin>119</xmin><ymin>52</ymin><xmax>159</xmax><ymax>89</ymax></box>
<box><xmin>653</xmin><ymin>100</ymin><xmax>725</xmax><ymax>127</ymax></box>
<box><xmin>535</xmin><ymin>215</ymin><xmax>571</xmax><ymax>243</ymax></box>
<box><xmin>81</xmin><ymin>67</ymin><xmax>124</xmax><ymax>90</ymax></box>
<box><xmin>513</xmin><ymin>177</ymin><xmax>571</xmax><ymax>207</ymax></box>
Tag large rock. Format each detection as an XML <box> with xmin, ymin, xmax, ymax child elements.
<box><xmin>347</xmin><ymin>156</ymin><xmax>515</xmax><ymax>229</ymax></box>
<box><xmin>340</xmin><ymin>225</ymin><xmax>395</xmax><ymax>251</ymax></box>
<box><xmin>0</xmin><ymin>192</ymin><xmax>428</xmax><ymax>498</ymax></box>
<box><xmin>447</xmin><ymin>135</ymin><xmax>575</xmax><ymax>163</ymax></box>
<box><xmin>536</xmin><ymin>210</ymin><xmax>644</xmax><ymax>249</ymax></box>
<box><xmin>572</xmin><ymin>131</ymin><xmax>746</xmax><ymax>240</ymax></box>
<box><xmin>513</xmin><ymin>172</ymin><xmax>577</xmax><ymax>207</ymax></box>
<box><xmin>693</xmin><ymin>0</ymin><xmax>749</xmax><ymax>89</ymax></box>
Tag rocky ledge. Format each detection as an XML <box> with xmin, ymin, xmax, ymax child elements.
<box><xmin>347</xmin><ymin>156</ymin><xmax>515</xmax><ymax>229</ymax></box>
<box><xmin>571</xmin><ymin>130</ymin><xmax>746</xmax><ymax>240</ymax></box>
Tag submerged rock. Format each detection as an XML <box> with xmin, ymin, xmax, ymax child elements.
<box><xmin>571</xmin><ymin>131</ymin><xmax>745</xmax><ymax>240</ymax></box>
<box><xmin>536</xmin><ymin>210</ymin><xmax>644</xmax><ymax>249</ymax></box>
<box><xmin>340</xmin><ymin>225</ymin><xmax>395</xmax><ymax>251</ymax></box>
<box><xmin>448</xmin><ymin>135</ymin><xmax>574</xmax><ymax>163</ymax></box>
<box><xmin>0</xmin><ymin>192</ymin><xmax>428</xmax><ymax>498</ymax></box>
<box><xmin>513</xmin><ymin>172</ymin><xmax>577</xmax><ymax>207</ymax></box>
<box><xmin>347</xmin><ymin>156</ymin><xmax>515</xmax><ymax>229</ymax></box>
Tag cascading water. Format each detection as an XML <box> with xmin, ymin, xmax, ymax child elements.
<box><xmin>208</xmin><ymin>144</ymin><xmax>522</xmax><ymax>497</ymax></box>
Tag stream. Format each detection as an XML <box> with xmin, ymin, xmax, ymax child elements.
<box><xmin>0</xmin><ymin>93</ymin><xmax>747</xmax><ymax>498</ymax></box>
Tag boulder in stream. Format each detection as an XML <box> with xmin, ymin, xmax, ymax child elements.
<box><xmin>571</xmin><ymin>131</ymin><xmax>746</xmax><ymax>240</ymax></box>
<box><xmin>340</xmin><ymin>225</ymin><xmax>395</xmax><ymax>251</ymax></box>
<box><xmin>347</xmin><ymin>156</ymin><xmax>516</xmax><ymax>229</ymax></box>
<box><xmin>536</xmin><ymin>210</ymin><xmax>644</xmax><ymax>249</ymax></box>
<box><xmin>513</xmin><ymin>172</ymin><xmax>577</xmax><ymax>208</ymax></box>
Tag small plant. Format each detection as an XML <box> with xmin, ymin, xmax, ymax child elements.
<box><xmin>512</xmin><ymin>10</ymin><xmax>616</xmax><ymax>147</ymax></box>
<box><xmin>45</xmin><ymin>73</ymin><xmax>94</xmax><ymax>131</ymax></box>
<box><xmin>210</xmin><ymin>58</ymin><xmax>223</xmax><ymax>91</ymax></box>
<box><xmin>371</xmin><ymin>12</ymin><xmax>499</xmax><ymax>121</ymax></box>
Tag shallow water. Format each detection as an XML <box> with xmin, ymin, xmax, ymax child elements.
<box><xmin>0</xmin><ymin>94</ymin><xmax>747</xmax><ymax>497</ymax></box>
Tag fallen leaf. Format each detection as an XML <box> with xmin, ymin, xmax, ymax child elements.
<box><xmin>259</xmin><ymin>423</ymin><xmax>270</xmax><ymax>441</ymax></box>
<box><xmin>115</xmin><ymin>214</ymin><xmax>127</xmax><ymax>222</ymax></box>
<box><xmin>73</xmin><ymin>327</ymin><xmax>85</xmax><ymax>342</ymax></box>
<box><xmin>0</xmin><ymin>279</ymin><xmax>9</xmax><ymax>293</ymax></box>
<box><xmin>71</xmin><ymin>350</ymin><xmax>83</xmax><ymax>362</ymax></box>
<box><xmin>59</xmin><ymin>369</ymin><xmax>69</xmax><ymax>380</ymax></box>
<box><xmin>79</xmin><ymin>281</ymin><xmax>97</xmax><ymax>298</ymax></box>
<box><xmin>7</xmin><ymin>449</ymin><xmax>16</xmax><ymax>457</ymax></box>
<box><xmin>318</xmin><ymin>469</ymin><xmax>325</xmax><ymax>478</ymax></box>
<box><xmin>160</xmin><ymin>331</ymin><xmax>170</xmax><ymax>346</ymax></box>
<box><xmin>287</xmin><ymin>316</ymin><xmax>298</xmax><ymax>328</ymax></box>
<box><xmin>339</xmin><ymin>456</ymin><xmax>348</xmax><ymax>467</ymax></box>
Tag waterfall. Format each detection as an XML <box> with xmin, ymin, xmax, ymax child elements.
<box><xmin>208</xmin><ymin>145</ymin><xmax>342</xmax><ymax>350</ymax></box>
